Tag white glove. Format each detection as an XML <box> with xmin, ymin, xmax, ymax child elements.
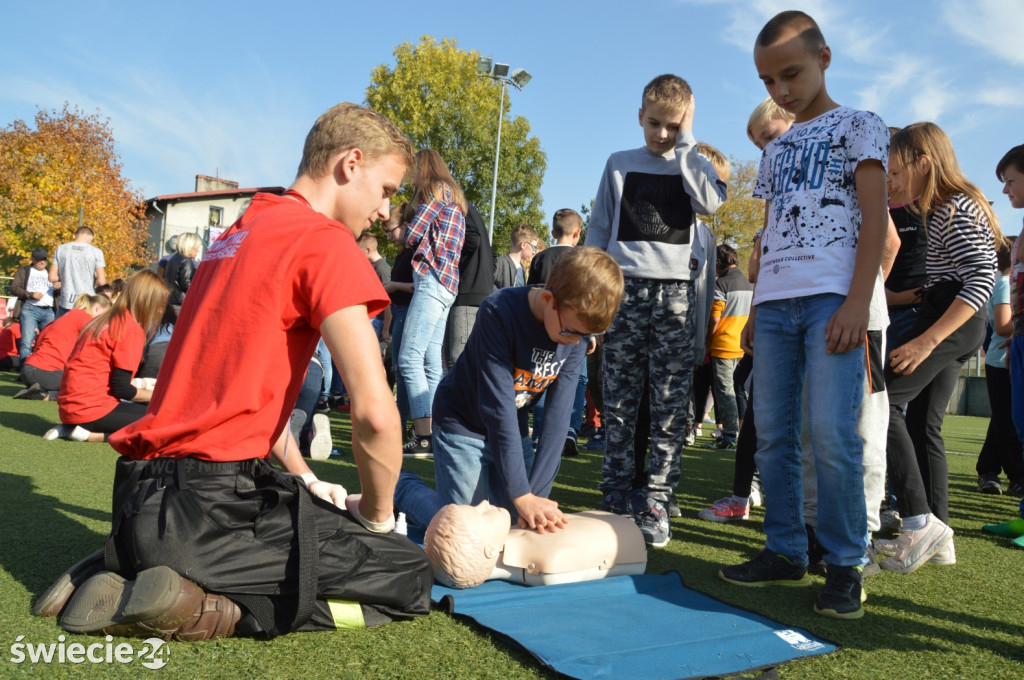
<box><xmin>132</xmin><ymin>377</ymin><xmax>157</xmax><ymax>390</ymax></box>
<box><xmin>300</xmin><ymin>472</ymin><xmax>348</xmax><ymax>509</ymax></box>
<box><xmin>344</xmin><ymin>493</ymin><xmax>396</xmax><ymax>534</ymax></box>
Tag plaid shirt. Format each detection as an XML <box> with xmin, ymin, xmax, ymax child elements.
<box><xmin>405</xmin><ymin>188</ymin><xmax>466</xmax><ymax>295</ymax></box>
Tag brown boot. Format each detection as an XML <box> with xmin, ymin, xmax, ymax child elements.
<box><xmin>59</xmin><ymin>566</ymin><xmax>241</xmax><ymax>641</ymax></box>
<box><xmin>33</xmin><ymin>548</ymin><xmax>106</xmax><ymax>618</ymax></box>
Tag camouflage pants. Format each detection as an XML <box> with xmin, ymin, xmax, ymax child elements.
<box><xmin>599</xmin><ymin>277</ymin><xmax>696</xmax><ymax>502</ymax></box>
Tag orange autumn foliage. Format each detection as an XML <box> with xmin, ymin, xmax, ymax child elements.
<box><xmin>0</xmin><ymin>102</ymin><xmax>151</xmax><ymax>277</ymax></box>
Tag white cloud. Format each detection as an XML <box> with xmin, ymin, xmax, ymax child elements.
<box><xmin>941</xmin><ymin>0</ymin><xmax>1024</xmax><ymax>66</ymax></box>
<box><xmin>977</xmin><ymin>86</ymin><xmax>1024</xmax><ymax>108</ymax></box>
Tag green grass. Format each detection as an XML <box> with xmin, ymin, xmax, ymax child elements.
<box><xmin>1</xmin><ymin>372</ymin><xmax>1022</xmax><ymax>679</ymax></box>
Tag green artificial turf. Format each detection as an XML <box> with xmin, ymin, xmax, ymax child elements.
<box><xmin>1</xmin><ymin>372</ymin><xmax>1022</xmax><ymax>679</ymax></box>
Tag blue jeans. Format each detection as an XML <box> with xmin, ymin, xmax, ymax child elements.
<box><xmin>316</xmin><ymin>338</ymin><xmax>332</xmax><ymax>403</ymax></box>
<box><xmin>390</xmin><ymin>304</ymin><xmax>411</xmax><ymax>423</ymax></box>
<box><xmin>395</xmin><ymin>427</ymin><xmax>535</xmax><ymax>529</ymax></box>
<box><xmin>18</xmin><ymin>303</ymin><xmax>55</xmax><ymax>360</ymax></box>
<box><xmin>398</xmin><ymin>270</ymin><xmax>455</xmax><ymax>420</ymax></box>
<box><xmin>752</xmin><ymin>294</ymin><xmax>867</xmax><ymax>568</ymax></box>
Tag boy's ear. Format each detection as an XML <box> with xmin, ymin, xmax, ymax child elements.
<box><xmin>818</xmin><ymin>44</ymin><xmax>832</xmax><ymax>71</ymax></box>
<box><xmin>638</xmin><ymin>108</ymin><xmax>645</xmax><ymax>127</ymax></box>
<box><xmin>333</xmin><ymin>148</ymin><xmax>364</xmax><ymax>183</ymax></box>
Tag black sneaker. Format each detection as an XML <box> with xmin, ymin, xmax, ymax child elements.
<box><xmin>402</xmin><ymin>434</ymin><xmax>432</xmax><ymax>459</ymax></box>
<box><xmin>719</xmin><ymin>549</ymin><xmax>812</xmax><ymax>587</ymax></box>
<box><xmin>601</xmin><ymin>490</ymin><xmax>630</xmax><ymax>515</ymax></box>
<box><xmin>814</xmin><ymin>564</ymin><xmax>865</xmax><ymax>619</ymax></box>
<box><xmin>563</xmin><ymin>433</ymin><xmax>578</xmax><ymax>457</ymax></box>
<box><xmin>314</xmin><ymin>400</ymin><xmax>331</xmax><ymax>414</ymax></box>
<box><xmin>1007</xmin><ymin>480</ymin><xmax>1024</xmax><ymax>497</ymax></box>
<box><xmin>13</xmin><ymin>383</ymin><xmax>45</xmax><ymax>400</ymax></box>
<box><xmin>978</xmin><ymin>473</ymin><xmax>1003</xmax><ymax>494</ymax></box>
<box><xmin>631</xmin><ymin>496</ymin><xmax>671</xmax><ymax>548</ymax></box>
<box><xmin>666</xmin><ymin>495</ymin><xmax>682</xmax><ymax>518</ymax></box>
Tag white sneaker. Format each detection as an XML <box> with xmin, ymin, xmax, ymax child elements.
<box><xmin>879</xmin><ymin>514</ymin><xmax>953</xmax><ymax>574</ymax></box>
<box><xmin>68</xmin><ymin>426</ymin><xmax>92</xmax><ymax>442</ymax></box>
<box><xmin>694</xmin><ymin>425</ymin><xmax>703</xmax><ymax>438</ymax></box>
<box><xmin>309</xmin><ymin>414</ymin><xmax>332</xmax><ymax>461</ymax></box>
<box><xmin>928</xmin><ymin>540</ymin><xmax>956</xmax><ymax>565</ymax></box>
<box><xmin>684</xmin><ymin>431</ymin><xmax>696</xmax><ymax>447</ymax></box>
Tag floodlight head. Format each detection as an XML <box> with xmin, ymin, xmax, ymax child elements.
<box><xmin>477</xmin><ymin>56</ymin><xmax>493</xmax><ymax>75</ymax></box>
<box><xmin>492</xmin><ymin>62</ymin><xmax>510</xmax><ymax>77</ymax></box>
<box><xmin>510</xmin><ymin>68</ymin><xmax>532</xmax><ymax>89</ymax></box>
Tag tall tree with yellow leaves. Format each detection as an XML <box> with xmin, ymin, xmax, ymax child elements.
<box><xmin>0</xmin><ymin>103</ymin><xmax>150</xmax><ymax>278</ymax></box>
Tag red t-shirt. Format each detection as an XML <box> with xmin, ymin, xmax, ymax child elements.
<box><xmin>25</xmin><ymin>308</ymin><xmax>92</xmax><ymax>372</ymax></box>
<box><xmin>0</xmin><ymin>324</ymin><xmax>20</xmax><ymax>358</ymax></box>
<box><xmin>58</xmin><ymin>313</ymin><xmax>145</xmax><ymax>424</ymax></box>
<box><xmin>109</xmin><ymin>192</ymin><xmax>388</xmax><ymax>461</ymax></box>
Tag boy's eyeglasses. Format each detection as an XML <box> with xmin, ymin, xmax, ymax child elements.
<box><xmin>553</xmin><ymin>299</ymin><xmax>606</xmax><ymax>338</ymax></box>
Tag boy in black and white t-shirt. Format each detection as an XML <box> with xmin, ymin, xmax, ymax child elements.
<box><xmin>719</xmin><ymin>11</ymin><xmax>889</xmax><ymax>621</ymax></box>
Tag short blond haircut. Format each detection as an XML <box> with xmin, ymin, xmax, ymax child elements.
<box><xmin>176</xmin><ymin>232</ymin><xmax>203</xmax><ymax>259</ymax></box>
<box><xmin>510</xmin><ymin>224</ymin><xmax>540</xmax><ymax>249</ymax></box>
<box><xmin>746</xmin><ymin>97</ymin><xmax>795</xmax><ymax>144</ymax></box>
<box><xmin>642</xmin><ymin>74</ymin><xmax>692</xmax><ymax>112</ymax></box>
<box><xmin>546</xmin><ymin>247</ymin><xmax>624</xmax><ymax>331</ymax></box>
<box><xmin>697</xmin><ymin>142</ymin><xmax>730</xmax><ymax>182</ymax></box>
<box><xmin>296</xmin><ymin>103</ymin><xmax>414</xmax><ymax>179</ymax></box>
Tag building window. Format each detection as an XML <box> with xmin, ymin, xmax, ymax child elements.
<box><xmin>208</xmin><ymin>206</ymin><xmax>224</xmax><ymax>228</ymax></box>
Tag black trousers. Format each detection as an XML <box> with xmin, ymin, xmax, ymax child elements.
<box><xmin>108</xmin><ymin>457</ymin><xmax>432</xmax><ymax>637</ymax></box>
<box><xmin>885</xmin><ymin>283</ymin><xmax>986</xmax><ymax>522</ymax></box>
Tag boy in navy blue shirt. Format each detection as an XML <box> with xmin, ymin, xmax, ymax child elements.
<box><xmin>396</xmin><ymin>247</ymin><xmax>624</xmax><ymax>533</ymax></box>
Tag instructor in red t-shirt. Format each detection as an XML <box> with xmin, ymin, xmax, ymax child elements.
<box><xmin>35</xmin><ymin>103</ymin><xmax>432</xmax><ymax>641</ymax></box>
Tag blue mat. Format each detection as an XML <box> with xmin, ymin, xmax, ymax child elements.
<box><xmin>432</xmin><ymin>573</ymin><xmax>838</xmax><ymax>680</ymax></box>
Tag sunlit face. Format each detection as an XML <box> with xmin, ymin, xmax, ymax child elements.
<box><xmin>1002</xmin><ymin>164</ymin><xmax>1024</xmax><ymax>210</ymax></box>
<box><xmin>887</xmin><ymin>153</ymin><xmax>927</xmax><ymax>206</ymax></box>
<box><xmin>754</xmin><ymin>28</ymin><xmax>831</xmax><ymax>123</ymax></box>
<box><xmin>540</xmin><ymin>292</ymin><xmax>604</xmax><ymax>345</ymax></box>
<box><xmin>638</xmin><ymin>101</ymin><xmax>684</xmax><ymax>155</ymax></box>
<box><xmin>749</xmin><ymin>118</ymin><xmax>792</xmax><ymax>151</ymax></box>
<box><xmin>336</xmin><ymin>151</ymin><xmax>406</xmax><ymax>235</ymax></box>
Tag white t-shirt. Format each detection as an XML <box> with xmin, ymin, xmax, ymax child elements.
<box><xmin>752</xmin><ymin>106</ymin><xmax>889</xmax><ymax>305</ymax></box>
<box><xmin>26</xmin><ymin>267</ymin><xmax>54</xmax><ymax>307</ymax></box>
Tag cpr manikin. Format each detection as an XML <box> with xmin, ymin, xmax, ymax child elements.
<box><xmin>424</xmin><ymin>501</ymin><xmax>647</xmax><ymax>589</ymax></box>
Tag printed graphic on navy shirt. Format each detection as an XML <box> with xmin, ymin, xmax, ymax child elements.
<box><xmin>617</xmin><ymin>172</ymin><xmax>693</xmax><ymax>245</ymax></box>
<box><xmin>513</xmin><ymin>348</ymin><xmax>567</xmax><ymax>409</ymax></box>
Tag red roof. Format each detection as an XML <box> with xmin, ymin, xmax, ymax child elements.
<box><xmin>148</xmin><ymin>186</ymin><xmax>286</xmax><ymax>202</ymax></box>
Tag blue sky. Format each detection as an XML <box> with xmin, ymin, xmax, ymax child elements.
<box><xmin>2</xmin><ymin>0</ymin><xmax>1021</xmax><ymax>236</ymax></box>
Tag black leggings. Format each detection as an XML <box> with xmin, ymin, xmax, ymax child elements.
<box><xmin>21</xmin><ymin>363</ymin><xmax>62</xmax><ymax>395</ymax></box>
<box><xmin>72</xmin><ymin>401</ymin><xmax>149</xmax><ymax>435</ymax></box>
<box><xmin>885</xmin><ymin>284</ymin><xmax>986</xmax><ymax>522</ymax></box>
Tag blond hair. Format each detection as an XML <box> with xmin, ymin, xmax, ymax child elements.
<box><xmin>84</xmin><ymin>269</ymin><xmax>169</xmax><ymax>344</ymax></box>
<box><xmin>890</xmin><ymin>122</ymin><xmax>1001</xmax><ymax>241</ymax></box>
<box><xmin>697</xmin><ymin>142</ymin><xmax>730</xmax><ymax>182</ymax></box>
<box><xmin>546</xmin><ymin>247</ymin><xmax>624</xmax><ymax>331</ymax></box>
<box><xmin>296</xmin><ymin>102</ymin><xmax>414</xmax><ymax>179</ymax></box>
<box><xmin>746</xmin><ymin>97</ymin><xmax>795</xmax><ymax>144</ymax></box>
<box><xmin>641</xmin><ymin>74</ymin><xmax>691</xmax><ymax>112</ymax></box>
<box><xmin>510</xmin><ymin>224</ymin><xmax>540</xmax><ymax>249</ymax></box>
<box><xmin>176</xmin><ymin>232</ymin><xmax>203</xmax><ymax>260</ymax></box>
<box><xmin>73</xmin><ymin>294</ymin><xmax>111</xmax><ymax>312</ymax></box>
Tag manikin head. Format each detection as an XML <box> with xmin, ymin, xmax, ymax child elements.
<box><xmin>424</xmin><ymin>501</ymin><xmax>512</xmax><ymax>589</ymax></box>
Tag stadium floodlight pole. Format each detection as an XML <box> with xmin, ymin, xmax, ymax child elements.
<box><xmin>476</xmin><ymin>57</ymin><xmax>532</xmax><ymax>243</ymax></box>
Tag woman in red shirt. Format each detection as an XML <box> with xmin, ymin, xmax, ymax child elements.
<box><xmin>15</xmin><ymin>294</ymin><xmax>111</xmax><ymax>400</ymax></box>
<box><xmin>45</xmin><ymin>270</ymin><xmax>169</xmax><ymax>442</ymax></box>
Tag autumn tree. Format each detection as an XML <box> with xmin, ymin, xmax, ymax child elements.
<box><xmin>366</xmin><ymin>36</ymin><xmax>547</xmax><ymax>255</ymax></box>
<box><xmin>0</xmin><ymin>103</ymin><xmax>150</xmax><ymax>278</ymax></box>
<box><xmin>710</xmin><ymin>157</ymin><xmax>764</xmax><ymax>274</ymax></box>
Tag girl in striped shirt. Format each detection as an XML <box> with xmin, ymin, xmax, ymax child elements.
<box><xmin>876</xmin><ymin>122</ymin><xmax>1000</xmax><ymax>574</ymax></box>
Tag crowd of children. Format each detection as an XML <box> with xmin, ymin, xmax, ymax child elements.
<box><xmin>4</xmin><ymin>9</ymin><xmax>1021</xmax><ymax>643</ymax></box>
